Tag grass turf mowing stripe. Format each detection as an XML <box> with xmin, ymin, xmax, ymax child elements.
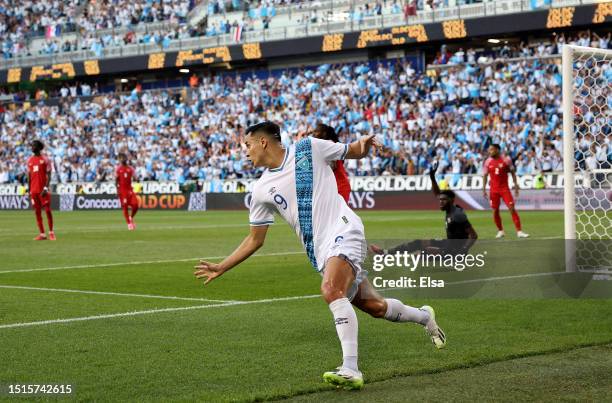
<box><xmin>0</xmin><ymin>294</ymin><xmax>322</xmax><ymax>330</ymax></box>
<box><xmin>276</xmin><ymin>342</ymin><xmax>612</xmax><ymax>402</ymax></box>
<box><xmin>0</xmin><ymin>285</ymin><xmax>235</xmax><ymax>303</ymax></box>
<box><xmin>0</xmin><ymin>213</ymin><xmax>433</xmax><ymax>237</ymax></box>
<box><xmin>0</xmin><ymin>251</ymin><xmax>303</xmax><ymax>274</ymax></box>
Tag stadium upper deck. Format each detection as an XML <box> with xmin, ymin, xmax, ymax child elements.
<box><xmin>0</xmin><ymin>0</ymin><xmax>606</xmax><ymax>71</ymax></box>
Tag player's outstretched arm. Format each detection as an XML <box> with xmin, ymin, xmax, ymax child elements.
<box><xmin>430</xmin><ymin>161</ymin><xmax>440</xmax><ymax>196</ymax></box>
<box><xmin>345</xmin><ymin>134</ymin><xmax>382</xmax><ymax>159</ymax></box>
<box><xmin>194</xmin><ymin>225</ymin><xmax>268</xmax><ymax>285</ymax></box>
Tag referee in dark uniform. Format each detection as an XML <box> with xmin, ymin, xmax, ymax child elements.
<box><xmin>370</xmin><ymin>161</ymin><xmax>478</xmax><ymax>255</ymax></box>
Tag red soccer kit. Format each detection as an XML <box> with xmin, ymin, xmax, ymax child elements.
<box><xmin>27</xmin><ymin>155</ymin><xmax>52</xmax><ymax>207</ymax></box>
<box><xmin>334</xmin><ymin>160</ymin><xmax>351</xmax><ymax>203</ymax></box>
<box><xmin>483</xmin><ymin>155</ymin><xmax>515</xmax><ymax>209</ymax></box>
<box><xmin>116</xmin><ymin>165</ymin><xmax>138</xmax><ymax>207</ymax></box>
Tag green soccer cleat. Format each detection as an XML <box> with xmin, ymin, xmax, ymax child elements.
<box><xmin>421</xmin><ymin>305</ymin><xmax>447</xmax><ymax>349</ymax></box>
<box><xmin>322</xmin><ymin>367</ymin><xmax>364</xmax><ymax>390</ymax></box>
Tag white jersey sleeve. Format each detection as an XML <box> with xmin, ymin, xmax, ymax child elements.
<box><xmin>310</xmin><ymin>137</ymin><xmax>349</xmax><ymax>163</ymax></box>
<box><xmin>249</xmin><ymin>189</ymin><xmax>275</xmax><ymax>226</ymax></box>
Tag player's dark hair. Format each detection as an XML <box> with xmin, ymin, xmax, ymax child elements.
<box><xmin>490</xmin><ymin>143</ymin><xmax>501</xmax><ymax>150</ymax></box>
<box><xmin>440</xmin><ymin>190</ymin><xmax>456</xmax><ymax>199</ymax></box>
<box><xmin>31</xmin><ymin>140</ymin><xmax>44</xmax><ymax>153</ymax></box>
<box><xmin>315</xmin><ymin>123</ymin><xmax>339</xmax><ymax>143</ymax></box>
<box><xmin>246</xmin><ymin>121</ymin><xmax>281</xmax><ymax>142</ymax></box>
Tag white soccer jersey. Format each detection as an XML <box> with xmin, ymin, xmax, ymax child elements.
<box><xmin>249</xmin><ymin>137</ymin><xmax>366</xmax><ymax>272</ymax></box>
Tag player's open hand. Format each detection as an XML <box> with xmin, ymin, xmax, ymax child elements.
<box><xmin>194</xmin><ymin>260</ymin><xmax>226</xmax><ymax>285</ymax></box>
<box><xmin>360</xmin><ymin>134</ymin><xmax>383</xmax><ymax>155</ymax></box>
<box><xmin>514</xmin><ymin>187</ymin><xmax>520</xmax><ymax>197</ymax></box>
<box><xmin>431</xmin><ymin>161</ymin><xmax>439</xmax><ymax>174</ymax></box>
<box><xmin>482</xmin><ymin>189</ymin><xmax>488</xmax><ymax>199</ymax></box>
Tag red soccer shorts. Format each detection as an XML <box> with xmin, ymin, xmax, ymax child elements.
<box><xmin>489</xmin><ymin>188</ymin><xmax>514</xmax><ymax>210</ymax></box>
<box><xmin>30</xmin><ymin>192</ymin><xmax>51</xmax><ymax>208</ymax></box>
<box><xmin>119</xmin><ymin>191</ymin><xmax>139</xmax><ymax>207</ymax></box>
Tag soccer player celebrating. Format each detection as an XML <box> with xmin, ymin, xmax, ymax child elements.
<box><xmin>194</xmin><ymin>121</ymin><xmax>445</xmax><ymax>390</ymax></box>
<box><xmin>115</xmin><ymin>153</ymin><xmax>139</xmax><ymax>230</ymax></box>
<box><xmin>370</xmin><ymin>161</ymin><xmax>477</xmax><ymax>255</ymax></box>
<box><xmin>27</xmin><ymin>140</ymin><xmax>55</xmax><ymax>241</ymax></box>
<box><xmin>312</xmin><ymin>124</ymin><xmax>351</xmax><ymax>203</ymax></box>
<box><xmin>483</xmin><ymin>144</ymin><xmax>529</xmax><ymax>238</ymax></box>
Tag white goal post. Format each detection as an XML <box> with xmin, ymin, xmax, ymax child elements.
<box><xmin>562</xmin><ymin>45</ymin><xmax>612</xmax><ymax>273</ymax></box>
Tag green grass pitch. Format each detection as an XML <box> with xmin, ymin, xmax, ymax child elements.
<box><xmin>0</xmin><ymin>210</ymin><xmax>610</xmax><ymax>402</ymax></box>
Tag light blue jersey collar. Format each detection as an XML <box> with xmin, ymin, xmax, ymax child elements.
<box><xmin>268</xmin><ymin>147</ymin><xmax>289</xmax><ymax>173</ymax></box>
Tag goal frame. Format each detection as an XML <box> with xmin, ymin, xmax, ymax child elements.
<box><xmin>562</xmin><ymin>44</ymin><xmax>612</xmax><ymax>273</ymax></box>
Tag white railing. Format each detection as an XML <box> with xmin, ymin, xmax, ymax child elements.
<box><xmin>0</xmin><ymin>0</ymin><xmax>597</xmax><ymax>70</ymax></box>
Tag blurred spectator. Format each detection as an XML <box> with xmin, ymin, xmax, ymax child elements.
<box><xmin>1</xmin><ymin>33</ymin><xmax>610</xmax><ymax>184</ymax></box>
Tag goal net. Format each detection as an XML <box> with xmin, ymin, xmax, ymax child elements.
<box><xmin>563</xmin><ymin>45</ymin><xmax>612</xmax><ymax>274</ymax></box>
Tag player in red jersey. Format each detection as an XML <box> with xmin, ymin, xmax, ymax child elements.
<box><xmin>115</xmin><ymin>153</ymin><xmax>139</xmax><ymax>230</ymax></box>
<box><xmin>483</xmin><ymin>144</ymin><xmax>529</xmax><ymax>238</ymax></box>
<box><xmin>27</xmin><ymin>140</ymin><xmax>55</xmax><ymax>241</ymax></box>
<box><xmin>313</xmin><ymin>124</ymin><xmax>351</xmax><ymax>203</ymax></box>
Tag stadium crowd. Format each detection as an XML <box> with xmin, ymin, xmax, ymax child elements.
<box><xmin>206</xmin><ymin>0</ymin><xmax>489</xmax><ymax>16</ymax></box>
<box><xmin>202</xmin><ymin>0</ymin><xmax>489</xmax><ymax>38</ymax></box>
<box><xmin>1</xmin><ymin>0</ymin><xmax>199</xmax><ymax>59</ymax></box>
<box><xmin>1</xmin><ymin>34</ymin><xmax>610</xmax><ymax>184</ymax></box>
<box><xmin>0</xmin><ymin>0</ymin><xmax>82</xmax><ymax>59</ymax></box>
<box><xmin>2</xmin><ymin>0</ymin><xmax>499</xmax><ymax>59</ymax></box>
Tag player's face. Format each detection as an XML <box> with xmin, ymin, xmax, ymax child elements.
<box><xmin>244</xmin><ymin>135</ymin><xmax>265</xmax><ymax>167</ymax></box>
<box><xmin>488</xmin><ymin>146</ymin><xmax>499</xmax><ymax>158</ymax></box>
<box><xmin>439</xmin><ymin>195</ymin><xmax>451</xmax><ymax>210</ymax></box>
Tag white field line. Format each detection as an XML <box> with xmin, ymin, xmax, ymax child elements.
<box><xmin>0</xmin><ymin>294</ymin><xmax>321</xmax><ymax>330</ymax></box>
<box><xmin>444</xmin><ymin>271</ymin><xmax>569</xmax><ymax>286</ymax></box>
<box><xmin>0</xmin><ymin>223</ymin><xmax>249</xmax><ymax>237</ymax></box>
<box><xmin>0</xmin><ymin>270</ymin><xmax>580</xmax><ymax>330</ymax></box>
<box><xmin>0</xmin><ymin>251</ymin><xmax>304</xmax><ymax>274</ymax></box>
<box><xmin>0</xmin><ymin>285</ymin><xmax>234</xmax><ymax>303</ymax></box>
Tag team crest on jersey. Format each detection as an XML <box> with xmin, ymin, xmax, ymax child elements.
<box><xmin>296</xmin><ymin>157</ymin><xmax>311</xmax><ymax>171</ymax></box>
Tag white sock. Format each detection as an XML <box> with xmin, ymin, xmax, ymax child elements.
<box><xmin>384</xmin><ymin>298</ymin><xmax>429</xmax><ymax>325</ymax></box>
<box><xmin>329</xmin><ymin>297</ymin><xmax>359</xmax><ymax>372</ymax></box>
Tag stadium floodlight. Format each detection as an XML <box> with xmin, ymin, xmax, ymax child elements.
<box><xmin>562</xmin><ymin>44</ymin><xmax>612</xmax><ymax>275</ymax></box>
<box><xmin>487</xmin><ymin>39</ymin><xmax>501</xmax><ymax>44</ymax></box>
